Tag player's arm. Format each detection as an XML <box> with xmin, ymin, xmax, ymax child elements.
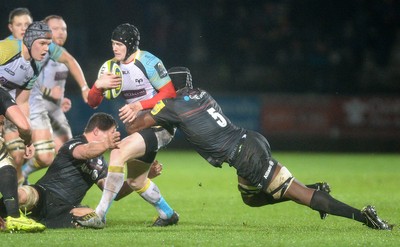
<box><xmin>87</xmin><ymin>73</ymin><xmax>122</xmax><ymax>109</ymax></box>
<box><xmin>125</xmin><ymin>111</ymin><xmax>157</xmax><ymax>134</ymax></box>
<box><xmin>140</xmin><ymin>81</ymin><xmax>176</xmax><ymax>109</ymax></box>
<box><xmin>119</xmin><ymin>81</ymin><xmax>176</xmax><ymax>123</ymax></box>
<box><xmin>5</xmin><ymin>103</ymin><xmax>32</xmax><ymax>146</ymax></box>
<box><xmin>56</xmin><ymin>49</ymin><xmax>89</xmax><ymax>103</ymax></box>
<box><xmin>72</xmin><ymin>129</ymin><xmax>120</xmax><ymax>160</ymax></box>
<box><xmin>15</xmin><ymin>88</ymin><xmax>30</xmax><ymax>120</ymax></box>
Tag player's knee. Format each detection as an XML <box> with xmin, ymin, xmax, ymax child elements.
<box><xmin>33</xmin><ymin>140</ymin><xmax>55</xmax><ymax>167</ymax></box>
<box><xmin>238</xmin><ymin>184</ymin><xmax>265</xmax><ymax>207</ymax></box>
<box><xmin>126</xmin><ymin>177</ymin><xmax>144</xmax><ymax>190</ymax></box>
<box><xmin>19</xmin><ymin>185</ymin><xmax>39</xmax><ymax>211</ymax></box>
<box><xmin>266</xmin><ymin>166</ymin><xmax>294</xmax><ymax>200</ymax></box>
<box><xmin>5</xmin><ymin>138</ymin><xmax>25</xmax><ymax>165</ymax></box>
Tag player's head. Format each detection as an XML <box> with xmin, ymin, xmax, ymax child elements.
<box><xmin>8</xmin><ymin>7</ymin><xmax>33</xmax><ymax>40</ymax></box>
<box><xmin>168</xmin><ymin>67</ymin><xmax>193</xmax><ymax>91</ymax></box>
<box><xmin>84</xmin><ymin>112</ymin><xmax>118</xmax><ymax>133</ymax></box>
<box><xmin>23</xmin><ymin>21</ymin><xmax>52</xmax><ymax>52</ymax></box>
<box><xmin>44</xmin><ymin>15</ymin><xmax>67</xmax><ymax>46</ymax></box>
<box><xmin>111</xmin><ymin>23</ymin><xmax>140</xmax><ymax>61</ymax></box>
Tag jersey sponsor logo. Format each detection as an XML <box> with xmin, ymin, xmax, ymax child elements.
<box><xmin>54</xmin><ymin>71</ymin><xmax>69</xmax><ymax>80</ymax></box>
<box><xmin>81</xmin><ymin>157</ymin><xmax>104</xmax><ymax>180</ymax></box>
<box><xmin>68</xmin><ymin>141</ymin><xmax>83</xmax><ymax>150</ymax></box>
<box><xmin>189</xmin><ymin>91</ymin><xmax>206</xmax><ymax>100</ymax></box>
<box><xmin>154</xmin><ymin>62</ymin><xmax>168</xmax><ymax>78</ymax></box>
<box><xmin>263</xmin><ymin>159</ymin><xmax>275</xmax><ymax>180</ymax></box>
<box><xmin>20</xmin><ymin>65</ymin><xmax>28</xmax><ymax>70</ymax></box>
<box><xmin>122</xmin><ymin>70</ymin><xmax>129</xmax><ymax>75</ymax></box>
<box><xmin>0</xmin><ymin>77</ymin><xmax>19</xmax><ymax>90</ymax></box>
<box><xmin>4</xmin><ymin>68</ymin><xmax>15</xmax><ymax>76</ymax></box>
<box><xmin>151</xmin><ymin>100</ymin><xmax>166</xmax><ymax>115</ymax></box>
<box><xmin>122</xmin><ymin>89</ymin><xmax>146</xmax><ymax>99</ymax></box>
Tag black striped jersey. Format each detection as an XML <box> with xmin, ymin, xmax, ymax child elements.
<box><xmin>150</xmin><ymin>88</ymin><xmax>246</xmax><ymax>167</ymax></box>
<box><xmin>35</xmin><ymin>135</ymin><xmax>108</xmax><ymax>205</ymax></box>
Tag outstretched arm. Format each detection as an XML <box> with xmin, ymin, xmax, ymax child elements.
<box><xmin>125</xmin><ymin>112</ymin><xmax>157</xmax><ymax>135</ymax></box>
<box><xmin>57</xmin><ymin>50</ymin><xmax>89</xmax><ymax>103</ymax></box>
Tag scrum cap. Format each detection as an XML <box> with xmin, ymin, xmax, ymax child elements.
<box><xmin>168</xmin><ymin>67</ymin><xmax>193</xmax><ymax>90</ymax></box>
<box><xmin>111</xmin><ymin>23</ymin><xmax>140</xmax><ymax>61</ymax></box>
<box><xmin>23</xmin><ymin>21</ymin><xmax>52</xmax><ymax>51</ymax></box>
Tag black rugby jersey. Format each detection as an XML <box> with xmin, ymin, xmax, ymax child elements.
<box><xmin>36</xmin><ymin>135</ymin><xmax>108</xmax><ymax>205</ymax></box>
<box><xmin>151</xmin><ymin>88</ymin><xmax>246</xmax><ymax>167</ymax></box>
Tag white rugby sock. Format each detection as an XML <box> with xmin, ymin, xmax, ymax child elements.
<box><xmin>95</xmin><ymin>170</ymin><xmax>124</xmax><ymax>221</ymax></box>
<box><xmin>136</xmin><ymin>179</ymin><xmax>174</xmax><ymax>219</ymax></box>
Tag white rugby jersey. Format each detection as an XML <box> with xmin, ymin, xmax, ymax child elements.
<box><xmin>118</xmin><ymin>50</ymin><xmax>171</xmax><ymax>104</ymax></box>
<box><xmin>0</xmin><ymin>39</ymin><xmax>64</xmax><ymax>98</ymax></box>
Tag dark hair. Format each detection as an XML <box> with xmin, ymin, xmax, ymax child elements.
<box><xmin>84</xmin><ymin>112</ymin><xmax>117</xmax><ymax>133</ymax></box>
<box><xmin>9</xmin><ymin>7</ymin><xmax>32</xmax><ymax>24</ymax></box>
<box><xmin>43</xmin><ymin>15</ymin><xmax>64</xmax><ymax>24</ymax></box>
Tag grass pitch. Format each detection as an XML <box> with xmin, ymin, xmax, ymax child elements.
<box><xmin>2</xmin><ymin>151</ymin><xmax>399</xmax><ymax>246</ymax></box>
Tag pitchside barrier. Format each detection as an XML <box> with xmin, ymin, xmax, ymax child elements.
<box><xmin>65</xmin><ymin>94</ymin><xmax>400</xmax><ymax>152</ymax></box>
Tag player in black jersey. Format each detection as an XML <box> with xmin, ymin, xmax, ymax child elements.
<box><xmin>0</xmin><ymin>112</ymin><xmax>161</xmax><ymax>229</ymax></box>
<box><xmin>0</xmin><ymin>112</ymin><xmax>119</xmax><ymax>228</ymax></box>
<box><xmin>0</xmin><ymin>87</ymin><xmax>45</xmax><ymax>232</ymax></box>
<box><xmin>124</xmin><ymin>67</ymin><xmax>393</xmax><ymax>230</ymax></box>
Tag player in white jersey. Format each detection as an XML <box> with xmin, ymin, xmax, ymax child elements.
<box><xmin>22</xmin><ymin>15</ymin><xmax>89</xmax><ymax>182</ymax></box>
<box><xmin>87</xmin><ymin>23</ymin><xmax>178</xmax><ymax>227</ymax></box>
<box><xmin>1</xmin><ymin>21</ymin><xmax>89</xmax><ymax>184</ymax></box>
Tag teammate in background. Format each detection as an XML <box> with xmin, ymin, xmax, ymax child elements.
<box><xmin>3</xmin><ymin>7</ymin><xmax>34</xmax><ymax>183</ymax></box>
<box><xmin>22</xmin><ymin>15</ymin><xmax>90</xmax><ymax>183</ymax></box>
<box><xmin>119</xmin><ymin>67</ymin><xmax>392</xmax><ymax>231</ymax></box>
<box><xmin>0</xmin><ymin>87</ymin><xmax>46</xmax><ymax>232</ymax></box>
<box><xmin>87</xmin><ymin>23</ymin><xmax>178</xmax><ymax>227</ymax></box>
<box><xmin>6</xmin><ymin>7</ymin><xmax>33</xmax><ymax>40</ymax></box>
<box><xmin>0</xmin><ymin>112</ymin><xmax>162</xmax><ymax>228</ymax></box>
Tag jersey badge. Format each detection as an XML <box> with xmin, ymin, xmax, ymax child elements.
<box><xmin>151</xmin><ymin>100</ymin><xmax>166</xmax><ymax>115</ymax></box>
<box><xmin>154</xmin><ymin>62</ymin><xmax>168</xmax><ymax>78</ymax></box>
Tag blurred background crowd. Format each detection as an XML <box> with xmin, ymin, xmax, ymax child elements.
<box><xmin>2</xmin><ymin>0</ymin><xmax>400</xmax><ymax>95</ymax></box>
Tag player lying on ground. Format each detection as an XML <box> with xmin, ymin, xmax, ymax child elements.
<box><xmin>0</xmin><ymin>112</ymin><xmax>162</xmax><ymax>228</ymax></box>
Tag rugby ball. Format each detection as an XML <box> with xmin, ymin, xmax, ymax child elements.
<box><xmin>97</xmin><ymin>59</ymin><xmax>123</xmax><ymax>100</ymax></box>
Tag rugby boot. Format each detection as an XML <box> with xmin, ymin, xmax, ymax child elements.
<box><xmin>361</xmin><ymin>205</ymin><xmax>393</xmax><ymax>230</ymax></box>
<box><xmin>152</xmin><ymin>211</ymin><xmax>179</xmax><ymax>227</ymax></box>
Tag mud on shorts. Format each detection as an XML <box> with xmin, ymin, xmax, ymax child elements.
<box><xmin>45</xmin><ymin>100</ymin><xmax>72</xmax><ymax>137</ymax></box>
<box><xmin>30</xmin><ymin>110</ymin><xmax>52</xmax><ymax>130</ymax></box>
<box><xmin>29</xmin><ymin>185</ymin><xmax>77</xmax><ymax>228</ymax></box>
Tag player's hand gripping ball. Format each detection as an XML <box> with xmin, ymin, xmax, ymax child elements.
<box><xmin>97</xmin><ymin>59</ymin><xmax>123</xmax><ymax>100</ymax></box>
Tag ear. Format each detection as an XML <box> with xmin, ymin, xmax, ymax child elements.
<box><xmin>93</xmin><ymin>127</ymin><xmax>99</xmax><ymax>136</ymax></box>
<box><xmin>8</xmin><ymin>23</ymin><xmax>13</xmax><ymax>33</ymax></box>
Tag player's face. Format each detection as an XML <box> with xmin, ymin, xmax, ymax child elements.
<box><xmin>30</xmin><ymin>39</ymin><xmax>52</xmax><ymax>61</ymax></box>
<box><xmin>111</xmin><ymin>40</ymin><xmax>127</xmax><ymax>61</ymax></box>
<box><xmin>47</xmin><ymin>18</ymin><xmax>67</xmax><ymax>46</ymax></box>
<box><xmin>8</xmin><ymin>14</ymin><xmax>33</xmax><ymax>40</ymax></box>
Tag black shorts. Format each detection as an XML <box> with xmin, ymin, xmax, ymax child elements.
<box><xmin>136</xmin><ymin>127</ymin><xmax>159</xmax><ymax>163</ymax></box>
<box><xmin>231</xmin><ymin>130</ymin><xmax>277</xmax><ymax>190</ymax></box>
<box><xmin>29</xmin><ymin>185</ymin><xmax>76</xmax><ymax>228</ymax></box>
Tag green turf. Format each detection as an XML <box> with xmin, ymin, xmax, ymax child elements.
<box><xmin>2</xmin><ymin>151</ymin><xmax>399</xmax><ymax>246</ymax></box>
